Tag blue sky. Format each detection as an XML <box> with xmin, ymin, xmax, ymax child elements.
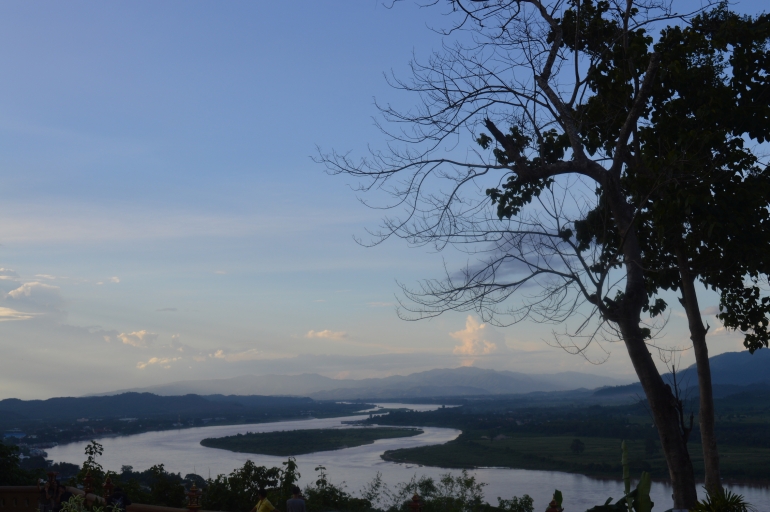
<box><xmin>0</xmin><ymin>1</ymin><xmax>758</xmax><ymax>399</ymax></box>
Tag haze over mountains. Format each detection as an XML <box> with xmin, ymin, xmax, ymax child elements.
<box><xmin>596</xmin><ymin>349</ymin><xmax>770</xmax><ymax>398</ymax></box>
<box><xmin>93</xmin><ymin>350</ymin><xmax>770</xmax><ymax>401</ymax></box>
<box><xmin>98</xmin><ymin>366</ymin><xmax>631</xmax><ymax>399</ymax></box>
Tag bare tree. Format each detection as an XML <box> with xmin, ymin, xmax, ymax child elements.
<box><xmin>320</xmin><ymin>0</ymin><xmax>770</xmax><ymax>508</ymax></box>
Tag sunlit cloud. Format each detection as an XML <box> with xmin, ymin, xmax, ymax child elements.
<box><xmin>450</xmin><ymin>316</ymin><xmax>506</xmax><ymax>356</ymax></box>
<box><xmin>118</xmin><ymin>330</ymin><xmax>158</xmax><ymax>348</ymax></box>
<box><xmin>136</xmin><ymin>357</ymin><xmax>181</xmax><ymax>369</ymax></box>
<box><xmin>109</xmin><ymin>277</ymin><xmax>120</xmax><ymax>283</ymax></box>
<box><xmin>701</xmin><ymin>306</ymin><xmax>719</xmax><ymax>316</ymax></box>
<box><xmin>0</xmin><ymin>307</ymin><xmax>35</xmax><ymax>322</ymax></box>
<box><xmin>212</xmin><ymin>348</ymin><xmax>256</xmax><ymax>361</ymax></box>
<box><xmin>210</xmin><ymin>348</ymin><xmax>291</xmax><ymax>362</ymax></box>
<box><xmin>306</xmin><ymin>329</ymin><xmax>348</xmax><ymax>340</ymax></box>
<box><xmin>6</xmin><ymin>282</ymin><xmax>65</xmax><ymax>311</ymax></box>
<box><xmin>0</xmin><ymin>268</ymin><xmax>20</xmax><ymax>280</ymax></box>
<box><xmin>170</xmin><ymin>334</ymin><xmax>185</xmax><ymax>352</ymax></box>
<box><xmin>34</xmin><ymin>274</ymin><xmax>56</xmax><ymax>280</ymax></box>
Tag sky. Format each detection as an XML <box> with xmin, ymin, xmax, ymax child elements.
<box><xmin>0</xmin><ymin>1</ymin><xmax>761</xmax><ymax>399</ymax></box>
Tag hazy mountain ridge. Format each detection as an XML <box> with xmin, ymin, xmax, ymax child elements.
<box><xmin>97</xmin><ymin>365</ymin><xmax>631</xmax><ymax>400</ymax></box>
<box><xmin>594</xmin><ymin>350</ymin><xmax>770</xmax><ymax>398</ymax></box>
<box><xmin>91</xmin><ymin>350</ymin><xmax>769</xmax><ymax>401</ymax></box>
<box><xmin>0</xmin><ymin>393</ymin><xmax>324</xmax><ymax>421</ymax></box>
<box><xmin>0</xmin><ymin>393</ymin><xmax>242</xmax><ymax>420</ymax></box>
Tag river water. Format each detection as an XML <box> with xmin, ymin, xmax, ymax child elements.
<box><xmin>47</xmin><ymin>403</ymin><xmax>770</xmax><ymax>511</ymax></box>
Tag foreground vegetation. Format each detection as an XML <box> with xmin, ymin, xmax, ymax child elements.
<box><xmin>2</xmin><ymin>439</ymin><xmax>756</xmax><ymax>511</ymax></box>
<box><xmin>1</xmin><ymin>440</ymin><xmax>536</xmax><ymax>511</ymax></box>
<box><xmin>200</xmin><ymin>427</ymin><xmax>423</xmax><ymax>456</ymax></box>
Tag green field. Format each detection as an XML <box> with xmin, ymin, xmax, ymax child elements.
<box><xmin>201</xmin><ymin>427</ymin><xmax>423</xmax><ymax>456</ymax></box>
<box><xmin>382</xmin><ymin>432</ymin><xmax>770</xmax><ymax>480</ymax></box>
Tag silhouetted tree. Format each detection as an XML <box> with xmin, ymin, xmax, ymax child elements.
<box><xmin>0</xmin><ymin>443</ymin><xmax>37</xmax><ymax>485</ymax></box>
<box><xmin>321</xmin><ymin>1</ymin><xmax>770</xmax><ymax>507</ymax></box>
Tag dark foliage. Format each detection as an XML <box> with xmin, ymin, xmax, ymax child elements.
<box><xmin>0</xmin><ymin>443</ymin><xmax>39</xmax><ymax>485</ymax></box>
<box><xmin>200</xmin><ymin>428</ymin><xmax>422</xmax><ymax>456</ymax></box>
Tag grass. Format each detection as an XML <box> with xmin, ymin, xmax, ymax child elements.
<box><xmin>382</xmin><ymin>432</ymin><xmax>770</xmax><ymax>481</ymax></box>
<box><xmin>201</xmin><ymin>427</ymin><xmax>423</xmax><ymax>456</ymax></box>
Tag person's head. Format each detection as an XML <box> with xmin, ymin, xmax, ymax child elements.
<box><xmin>257</xmin><ymin>489</ymin><xmax>267</xmax><ymax>499</ymax></box>
<box><xmin>291</xmin><ymin>486</ymin><xmax>301</xmax><ymax>497</ymax></box>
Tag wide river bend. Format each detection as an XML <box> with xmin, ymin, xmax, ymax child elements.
<box><xmin>47</xmin><ymin>403</ymin><xmax>770</xmax><ymax>511</ymax></box>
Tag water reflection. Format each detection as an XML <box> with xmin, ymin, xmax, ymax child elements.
<box><xmin>47</xmin><ymin>404</ymin><xmax>770</xmax><ymax>511</ymax></box>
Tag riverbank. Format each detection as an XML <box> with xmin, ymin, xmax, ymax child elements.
<box><xmin>44</xmin><ymin>405</ymin><xmax>770</xmax><ymax>511</ymax></box>
<box><xmin>380</xmin><ymin>432</ymin><xmax>770</xmax><ymax>482</ymax></box>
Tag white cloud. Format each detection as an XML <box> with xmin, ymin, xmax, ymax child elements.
<box><xmin>6</xmin><ymin>282</ymin><xmax>64</xmax><ymax>309</ymax></box>
<box><xmin>0</xmin><ymin>268</ymin><xmax>20</xmax><ymax>280</ymax></box>
<box><xmin>109</xmin><ymin>277</ymin><xmax>120</xmax><ymax>284</ymax></box>
<box><xmin>170</xmin><ymin>334</ymin><xmax>184</xmax><ymax>352</ymax></box>
<box><xmin>306</xmin><ymin>329</ymin><xmax>348</xmax><ymax>340</ymax></box>
<box><xmin>34</xmin><ymin>274</ymin><xmax>56</xmax><ymax>280</ymax></box>
<box><xmin>136</xmin><ymin>357</ymin><xmax>181</xmax><ymax>369</ymax></box>
<box><xmin>213</xmin><ymin>348</ymin><xmax>255</xmax><ymax>361</ymax></box>
<box><xmin>211</xmin><ymin>348</ymin><xmax>291</xmax><ymax>362</ymax></box>
<box><xmin>450</xmin><ymin>316</ymin><xmax>506</xmax><ymax>356</ymax></box>
<box><xmin>0</xmin><ymin>307</ymin><xmax>35</xmax><ymax>322</ymax></box>
<box><xmin>118</xmin><ymin>330</ymin><xmax>158</xmax><ymax>348</ymax></box>
<box><xmin>701</xmin><ymin>306</ymin><xmax>719</xmax><ymax>316</ymax></box>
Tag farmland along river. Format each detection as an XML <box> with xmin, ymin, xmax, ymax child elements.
<box><xmin>47</xmin><ymin>403</ymin><xmax>770</xmax><ymax>511</ymax></box>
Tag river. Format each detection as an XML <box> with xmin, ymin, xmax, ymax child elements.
<box><xmin>47</xmin><ymin>403</ymin><xmax>770</xmax><ymax>511</ymax></box>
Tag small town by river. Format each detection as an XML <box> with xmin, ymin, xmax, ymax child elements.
<box><xmin>47</xmin><ymin>403</ymin><xmax>770</xmax><ymax>511</ymax></box>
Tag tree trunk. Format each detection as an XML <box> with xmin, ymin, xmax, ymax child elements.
<box><xmin>605</xmin><ymin>183</ymin><xmax>698</xmax><ymax>510</ymax></box>
<box><xmin>676</xmin><ymin>250</ymin><xmax>723</xmax><ymax>494</ymax></box>
<box><xmin>618</xmin><ymin>319</ymin><xmax>699</xmax><ymax>510</ymax></box>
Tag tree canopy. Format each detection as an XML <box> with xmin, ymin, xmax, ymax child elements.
<box><xmin>322</xmin><ymin>0</ymin><xmax>770</xmax><ymax>508</ymax></box>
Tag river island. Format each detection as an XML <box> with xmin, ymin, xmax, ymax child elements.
<box><xmin>200</xmin><ymin>427</ymin><xmax>424</xmax><ymax>456</ymax></box>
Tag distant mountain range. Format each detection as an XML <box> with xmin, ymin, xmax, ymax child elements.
<box><xmin>595</xmin><ymin>349</ymin><xmax>770</xmax><ymax>398</ymax></box>
<box><xmin>95</xmin><ymin>350</ymin><xmax>770</xmax><ymax>401</ymax></box>
<box><xmin>0</xmin><ymin>393</ymin><xmax>314</xmax><ymax>422</ymax></box>
<box><xmin>97</xmin><ymin>366</ymin><xmax>631</xmax><ymax>400</ymax></box>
